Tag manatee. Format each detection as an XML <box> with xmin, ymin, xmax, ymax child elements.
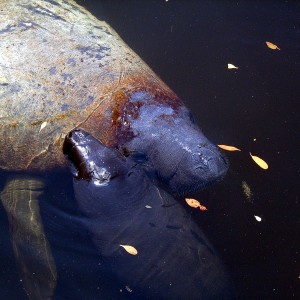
<box><xmin>63</xmin><ymin>129</ymin><xmax>234</xmax><ymax>299</ymax></box>
<box><xmin>0</xmin><ymin>0</ymin><xmax>228</xmax><ymax>299</ymax></box>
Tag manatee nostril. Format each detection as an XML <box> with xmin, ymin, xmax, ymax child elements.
<box><xmin>193</xmin><ymin>144</ymin><xmax>228</xmax><ymax>177</ymax></box>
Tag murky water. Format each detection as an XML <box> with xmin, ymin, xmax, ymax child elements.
<box><xmin>1</xmin><ymin>1</ymin><xmax>299</xmax><ymax>299</ymax></box>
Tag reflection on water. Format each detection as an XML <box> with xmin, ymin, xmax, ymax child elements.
<box><xmin>1</xmin><ymin>170</ymin><xmax>235</xmax><ymax>299</ymax></box>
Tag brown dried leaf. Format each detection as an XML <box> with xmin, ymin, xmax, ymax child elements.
<box><xmin>199</xmin><ymin>204</ymin><xmax>208</xmax><ymax>211</ymax></box>
<box><xmin>249</xmin><ymin>153</ymin><xmax>268</xmax><ymax>169</ymax></box>
<box><xmin>120</xmin><ymin>244</ymin><xmax>138</xmax><ymax>255</ymax></box>
<box><xmin>218</xmin><ymin>144</ymin><xmax>241</xmax><ymax>151</ymax></box>
<box><xmin>266</xmin><ymin>41</ymin><xmax>280</xmax><ymax>50</ymax></box>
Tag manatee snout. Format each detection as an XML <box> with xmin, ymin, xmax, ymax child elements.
<box><xmin>123</xmin><ymin>101</ymin><xmax>229</xmax><ymax>197</ymax></box>
<box><xmin>170</xmin><ymin>142</ymin><xmax>228</xmax><ymax>196</ymax></box>
<box><xmin>193</xmin><ymin>143</ymin><xmax>228</xmax><ymax>178</ymax></box>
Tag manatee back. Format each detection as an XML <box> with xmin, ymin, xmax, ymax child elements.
<box><xmin>0</xmin><ymin>0</ymin><xmax>175</xmax><ymax>171</ymax></box>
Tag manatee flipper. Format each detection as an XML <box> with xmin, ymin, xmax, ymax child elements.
<box><xmin>0</xmin><ymin>175</ymin><xmax>57</xmax><ymax>300</ymax></box>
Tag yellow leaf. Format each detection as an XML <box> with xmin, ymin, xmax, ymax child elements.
<box><xmin>249</xmin><ymin>152</ymin><xmax>268</xmax><ymax>169</ymax></box>
<box><xmin>120</xmin><ymin>244</ymin><xmax>138</xmax><ymax>255</ymax></box>
<box><xmin>266</xmin><ymin>41</ymin><xmax>280</xmax><ymax>50</ymax></box>
<box><xmin>227</xmin><ymin>63</ymin><xmax>239</xmax><ymax>69</ymax></box>
<box><xmin>185</xmin><ymin>198</ymin><xmax>200</xmax><ymax>208</ymax></box>
<box><xmin>185</xmin><ymin>198</ymin><xmax>207</xmax><ymax>211</ymax></box>
<box><xmin>218</xmin><ymin>144</ymin><xmax>241</xmax><ymax>151</ymax></box>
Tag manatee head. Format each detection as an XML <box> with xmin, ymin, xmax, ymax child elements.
<box><xmin>116</xmin><ymin>91</ymin><xmax>228</xmax><ymax>197</ymax></box>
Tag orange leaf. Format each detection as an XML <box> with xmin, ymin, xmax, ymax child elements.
<box><xmin>185</xmin><ymin>198</ymin><xmax>207</xmax><ymax>211</ymax></box>
<box><xmin>249</xmin><ymin>153</ymin><xmax>268</xmax><ymax>169</ymax></box>
<box><xmin>120</xmin><ymin>245</ymin><xmax>138</xmax><ymax>255</ymax></box>
<box><xmin>199</xmin><ymin>204</ymin><xmax>208</xmax><ymax>211</ymax></box>
<box><xmin>266</xmin><ymin>41</ymin><xmax>280</xmax><ymax>50</ymax></box>
<box><xmin>218</xmin><ymin>144</ymin><xmax>241</xmax><ymax>151</ymax></box>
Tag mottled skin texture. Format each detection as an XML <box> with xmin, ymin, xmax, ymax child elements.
<box><xmin>0</xmin><ymin>0</ymin><xmax>229</xmax><ymax>299</ymax></box>
<box><xmin>63</xmin><ymin>130</ymin><xmax>235</xmax><ymax>299</ymax></box>
<box><xmin>0</xmin><ymin>0</ymin><xmax>227</xmax><ymax>194</ymax></box>
<box><xmin>0</xmin><ymin>0</ymin><xmax>178</xmax><ymax>171</ymax></box>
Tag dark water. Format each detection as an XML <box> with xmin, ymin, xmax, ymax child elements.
<box><xmin>1</xmin><ymin>1</ymin><xmax>299</xmax><ymax>299</ymax></box>
<box><xmin>76</xmin><ymin>1</ymin><xmax>300</xmax><ymax>298</ymax></box>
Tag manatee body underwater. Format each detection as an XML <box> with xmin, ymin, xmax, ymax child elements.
<box><xmin>0</xmin><ymin>0</ymin><xmax>232</xmax><ymax>299</ymax></box>
<box><xmin>63</xmin><ymin>129</ymin><xmax>235</xmax><ymax>300</ymax></box>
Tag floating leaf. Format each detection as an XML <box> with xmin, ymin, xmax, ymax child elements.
<box><xmin>266</xmin><ymin>41</ymin><xmax>280</xmax><ymax>50</ymax></box>
<box><xmin>185</xmin><ymin>198</ymin><xmax>207</xmax><ymax>211</ymax></box>
<box><xmin>39</xmin><ymin>121</ymin><xmax>47</xmax><ymax>132</ymax></box>
<box><xmin>227</xmin><ymin>63</ymin><xmax>239</xmax><ymax>69</ymax></box>
<box><xmin>249</xmin><ymin>153</ymin><xmax>268</xmax><ymax>169</ymax></box>
<box><xmin>198</xmin><ymin>204</ymin><xmax>208</xmax><ymax>211</ymax></box>
<box><xmin>218</xmin><ymin>144</ymin><xmax>241</xmax><ymax>151</ymax></box>
<box><xmin>242</xmin><ymin>181</ymin><xmax>253</xmax><ymax>201</ymax></box>
<box><xmin>254</xmin><ymin>215</ymin><xmax>262</xmax><ymax>222</ymax></box>
<box><xmin>120</xmin><ymin>245</ymin><xmax>138</xmax><ymax>255</ymax></box>
<box><xmin>125</xmin><ymin>286</ymin><xmax>133</xmax><ymax>293</ymax></box>
<box><xmin>185</xmin><ymin>198</ymin><xmax>200</xmax><ymax>208</ymax></box>
<box><xmin>145</xmin><ymin>205</ymin><xmax>152</xmax><ymax>208</ymax></box>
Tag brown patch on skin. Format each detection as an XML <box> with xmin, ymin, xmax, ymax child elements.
<box><xmin>121</xmin><ymin>146</ymin><xmax>131</xmax><ymax>157</ymax></box>
<box><xmin>31</xmin><ymin>120</ymin><xmax>44</xmax><ymax>126</ymax></box>
<box><xmin>51</xmin><ymin>113</ymin><xmax>69</xmax><ymax>122</ymax></box>
<box><xmin>110</xmin><ymin>85</ymin><xmax>183</xmax><ymax>148</ymax></box>
<box><xmin>1</xmin><ymin>0</ymin><xmax>187</xmax><ymax>173</ymax></box>
<box><xmin>79</xmin><ymin>72</ymin><xmax>184</xmax><ymax>150</ymax></box>
<box><xmin>158</xmin><ymin>114</ymin><xmax>176</xmax><ymax>124</ymax></box>
<box><xmin>129</xmin><ymin>82</ymin><xmax>183</xmax><ymax>112</ymax></box>
<box><xmin>9</xmin><ymin>122</ymin><xmax>20</xmax><ymax>128</ymax></box>
<box><xmin>53</xmin><ymin>134</ymin><xmax>64</xmax><ymax>148</ymax></box>
<box><xmin>30</xmin><ymin>113</ymin><xmax>69</xmax><ymax>126</ymax></box>
<box><xmin>111</xmin><ymin>89</ymin><xmax>129</xmax><ymax>127</ymax></box>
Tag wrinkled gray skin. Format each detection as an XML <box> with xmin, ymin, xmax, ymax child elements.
<box><xmin>118</xmin><ymin>91</ymin><xmax>228</xmax><ymax>197</ymax></box>
<box><xmin>63</xmin><ymin>129</ymin><xmax>235</xmax><ymax>300</ymax></box>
